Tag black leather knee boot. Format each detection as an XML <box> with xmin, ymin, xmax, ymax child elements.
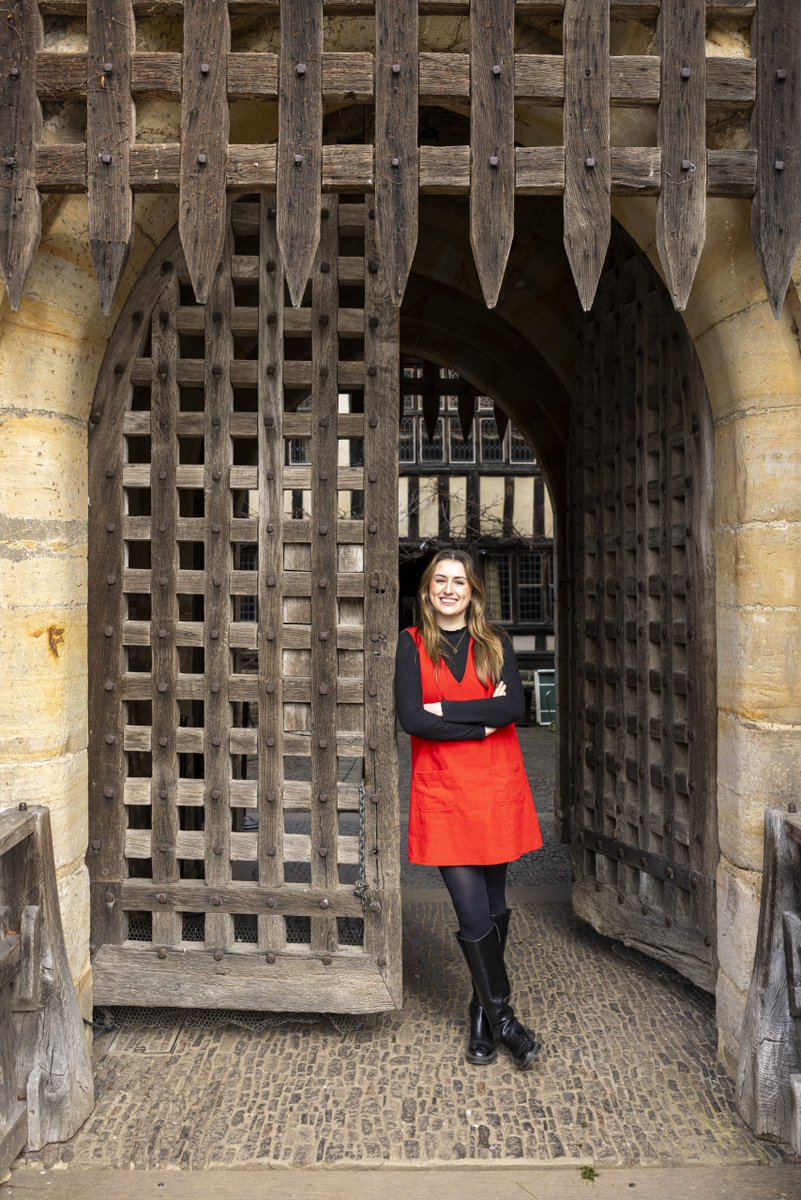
<box><xmin>457</xmin><ymin>923</ymin><xmax>540</xmax><ymax>1070</ymax></box>
<box><xmin>465</xmin><ymin>909</ymin><xmax>511</xmax><ymax>1065</ymax></box>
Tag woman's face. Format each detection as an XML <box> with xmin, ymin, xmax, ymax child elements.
<box><xmin>428</xmin><ymin>559</ymin><xmax>473</xmax><ymax>625</ymax></box>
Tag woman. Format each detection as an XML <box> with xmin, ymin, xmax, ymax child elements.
<box><xmin>395</xmin><ymin>548</ymin><xmax>543</xmax><ymax>1069</ymax></box>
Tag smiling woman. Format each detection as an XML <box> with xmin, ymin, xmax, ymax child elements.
<box><xmin>394</xmin><ymin>547</ymin><xmax>544</xmax><ymax>1071</ymax></box>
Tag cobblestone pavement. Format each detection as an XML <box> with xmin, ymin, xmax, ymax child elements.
<box><xmin>32</xmin><ymin>727</ymin><xmax>787</xmax><ymax>1171</ymax></box>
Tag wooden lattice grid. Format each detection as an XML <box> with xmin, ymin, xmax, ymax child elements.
<box><xmin>569</xmin><ymin>233</ymin><xmax>717</xmax><ymax>991</ymax></box>
<box><xmin>88</xmin><ymin>192</ymin><xmax>402</xmax><ymax>1010</ymax></box>
<box><xmin>1</xmin><ymin>2</ymin><xmax>799</xmax><ymax>319</ymax></box>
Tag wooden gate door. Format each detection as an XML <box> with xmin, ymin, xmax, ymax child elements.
<box><xmin>88</xmin><ymin>195</ymin><xmax>402</xmax><ymax>1012</ymax></box>
<box><xmin>569</xmin><ymin>236</ymin><xmax>718</xmax><ymax>992</ymax></box>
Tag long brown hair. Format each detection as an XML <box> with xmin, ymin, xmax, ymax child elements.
<box><xmin>417</xmin><ymin>549</ymin><xmax>505</xmax><ymax>685</ymax></box>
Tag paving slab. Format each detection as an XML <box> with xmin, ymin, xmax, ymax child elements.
<box><xmin>6</xmin><ymin>1164</ymin><xmax>801</xmax><ymax>1200</ymax></box>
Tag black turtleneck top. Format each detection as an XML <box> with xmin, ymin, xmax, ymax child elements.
<box><xmin>394</xmin><ymin>626</ymin><xmax>526</xmax><ymax>742</ymax></box>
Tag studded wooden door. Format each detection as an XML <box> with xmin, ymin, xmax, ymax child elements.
<box><xmin>88</xmin><ymin>195</ymin><xmax>402</xmax><ymax>1012</ymax></box>
<box><xmin>568</xmin><ymin>236</ymin><xmax>718</xmax><ymax>992</ymax></box>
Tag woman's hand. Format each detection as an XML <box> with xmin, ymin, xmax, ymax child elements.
<box><xmin>423</xmin><ymin>701</ymin><xmax>443</xmax><ymax>716</ymax></box>
<box><xmin>492</xmin><ymin>681</ymin><xmax>507</xmax><ymax>698</ymax></box>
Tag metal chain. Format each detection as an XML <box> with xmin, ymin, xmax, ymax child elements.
<box><xmin>354</xmin><ymin>775</ymin><xmax>369</xmax><ymax>911</ymax></box>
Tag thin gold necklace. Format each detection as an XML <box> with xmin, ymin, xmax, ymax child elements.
<box><xmin>441</xmin><ymin>625</ymin><xmax>468</xmax><ymax>660</ymax></box>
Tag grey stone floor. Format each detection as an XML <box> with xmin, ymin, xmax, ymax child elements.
<box><xmin>25</xmin><ymin>726</ymin><xmax>790</xmax><ymax>1172</ymax></box>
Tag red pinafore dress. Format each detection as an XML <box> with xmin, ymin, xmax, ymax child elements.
<box><xmin>407</xmin><ymin>627</ymin><xmax>543</xmax><ymax>866</ymax></box>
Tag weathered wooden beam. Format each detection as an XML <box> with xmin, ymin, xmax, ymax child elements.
<box><xmin>363</xmin><ymin>205</ymin><xmax>402</xmax><ymax>1006</ymax></box>
<box><xmin>563</xmin><ymin>0</ymin><xmax>611</xmax><ymax>311</ymax></box>
<box><xmin>470</xmin><ymin>0</ymin><xmax>515</xmax><ymax>308</ymax></box>
<box><xmin>32</xmin><ymin>1</ymin><xmax>762</xmax><ymax>17</ymax></box>
<box><xmin>33</xmin><ymin>50</ymin><xmax>757</xmax><ymax>109</ymax></box>
<box><xmin>91</xmin><ymin>942</ymin><xmax>395</xmax><ymax>1012</ymax></box>
<box><xmin>736</xmin><ymin>809</ymin><xmax>801</xmax><ymax>1154</ymax></box>
<box><xmin>752</xmin><ymin>0</ymin><xmax>801</xmax><ymax>318</ymax></box>
<box><xmin>87</xmin><ymin>0</ymin><xmax>134</xmax><ymax>313</ymax></box>
<box><xmin>277</xmin><ymin>0</ymin><xmax>323</xmax><ymax>306</ymax></box>
<box><xmin>33</xmin><ymin>142</ymin><xmax>758</xmax><ymax>198</ymax></box>
<box><xmin>310</xmin><ymin>196</ymin><xmax>340</xmax><ymax>953</ymax></box>
<box><xmin>149</xmin><ymin>274</ymin><xmax>181</xmax><ymax>949</ymax></box>
<box><xmin>203</xmin><ymin>227</ymin><xmax>234</xmax><ymax>953</ymax></box>
<box><xmin>0</xmin><ymin>0</ymin><xmax>42</xmax><ymax>311</ymax></box>
<box><xmin>657</xmin><ymin>0</ymin><xmax>707</xmax><ymax>310</ymax></box>
<box><xmin>0</xmin><ymin>809</ymin><xmax>94</xmax><ymax>1151</ymax></box>
<box><xmin>375</xmin><ymin>0</ymin><xmax>419</xmax><ymax>306</ymax></box>
<box><xmin>257</xmin><ymin>195</ymin><xmax>286</xmax><ymax>954</ymax></box>
<box><xmin>179</xmin><ymin>0</ymin><xmax>230</xmax><ymax>302</ymax></box>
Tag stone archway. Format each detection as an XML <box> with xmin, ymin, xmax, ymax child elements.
<box><xmin>2</xmin><ymin>126</ymin><xmax>800</xmax><ymax>1071</ymax></box>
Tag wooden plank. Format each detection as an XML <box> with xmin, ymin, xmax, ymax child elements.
<box><xmin>563</xmin><ymin>0</ymin><xmax>611</xmax><ymax>311</ymax></box>
<box><xmin>92</xmin><ymin>943</ymin><xmax>395</xmax><ymax>1013</ymax></box>
<box><xmin>149</xmin><ymin>275</ymin><xmax>181</xmax><ymax>948</ymax></box>
<box><xmin>202</xmin><ymin>227</ymin><xmax>234</xmax><ymax>952</ymax></box>
<box><xmin>277</xmin><ymin>0</ymin><xmax>323</xmax><ymax>306</ymax></box>
<box><xmin>257</xmin><ymin>196</ymin><xmax>286</xmax><ymax>954</ymax></box>
<box><xmin>363</xmin><ymin>208</ymin><xmax>402</xmax><ymax>1006</ymax></box>
<box><xmin>36</xmin><ymin>2</ymin><xmax>760</xmax><ymax>17</ymax></box>
<box><xmin>752</xmin><ymin>0</ymin><xmax>801</xmax><ymax>316</ymax></box>
<box><xmin>87</xmin><ymin>0</ymin><xmax>134</xmax><ymax>313</ymax></box>
<box><xmin>0</xmin><ymin>0</ymin><xmax>42</xmax><ymax>310</ymax></box>
<box><xmin>120</xmin><ymin>881</ymin><xmax>364</xmax><ymax>917</ymax></box>
<box><xmin>573</xmin><ymin>877</ymin><xmax>714</xmax><ymax>991</ymax></box>
<box><xmin>470</xmin><ymin>0</ymin><xmax>515</xmax><ymax>308</ymax></box>
<box><xmin>179</xmin><ymin>0</ymin><xmax>230</xmax><ymax>302</ymax></box>
<box><xmin>0</xmin><ymin>810</ymin><xmax>36</xmax><ymax>861</ymax></box>
<box><xmin>374</xmin><ymin>0</ymin><xmax>419</xmax><ymax>306</ymax></box>
<box><xmin>32</xmin><ymin>141</ymin><xmax>760</xmax><ymax>200</ymax></box>
<box><xmin>310</xmin><ymin>197</ymin><xmax>340</xmax><ymax>953</ymax></box>
<box><xmin>33</xmin><ymin>49</ymin><xmax>757</xmax><ymax>109</ymax></box>
<box><xmin>657</xmin><ymin>0</ymin><xmax>707</xmax><ymax>310</ymax></box>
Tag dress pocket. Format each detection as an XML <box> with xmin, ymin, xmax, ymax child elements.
<box><xmin>493</xmin><ymin>761</ymin><xmax>530</xmax><ymax>805</ymax></box>
<box><xmin>412</xmin><ymin>769</ymin><xmax>456</xmax><ymax>815</ymax></box>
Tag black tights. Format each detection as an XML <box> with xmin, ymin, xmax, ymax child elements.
<box><xmin>439</xmin><ymin>864</ymin><xmax>509</xmax><ymax>941</ymax></box>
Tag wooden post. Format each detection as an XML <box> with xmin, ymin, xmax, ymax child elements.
<box><xmin>563</xmin><ymin>0</ymin><xmax>611</xmax><ymax>311</ymax></box>
<box><xmin>0</xmin><ymin>0</ymin><xmax>42</xmax><ymax>311</ymax></box>
<box><xmin>752</xmin><ymin>0</ymin><xmax>801</xmax><ymax>317</ymax></box>
<box><xmin>179</xmin><ymin>0</ymin><xmax>230</xmax><ymax>303</ymax></box>
<box><xmin>470</xmin><ymin>0</ymin><xmax>515</xmax><ymax>308</ymax></box>
<box><xmin>277</xmin><ymin>0</ymin><xmax>323</xmax><ymax>306</ymax></box>
<box><xmin>375</xmin><ymin>0</ymin><xmax>419</xmax><ymax>306</ymax></box>
<box><xmin>0</xmin><ymin>807</ymin><xmax>93</xmax><ymax>1159</ymax></box>
<box><xmin>736</xmin><ymin>810</ymin><xmax>801</xmax><ymax>1153</ymax></box>
<box><xmin>657</xmin><ymin>0</ymin><xmax>707</xmax><ymax>310</ymax></box>
<box><xmin>87</xmin><ymin>0</ymin><xmax>134</xmax><ymax>313</ymax></box>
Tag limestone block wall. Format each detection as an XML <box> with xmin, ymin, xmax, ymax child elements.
<box><xmin>0</xmin><ymin>192</ymin><xmax>178</xmax><ymax>1018</ymax></box>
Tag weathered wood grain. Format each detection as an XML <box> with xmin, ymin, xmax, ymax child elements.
<box><xmin>657</xmin><ymin>0</ymin><xmax>706</xmax><ymax>310</ymax></box>
<box><xmin>0</xmin><ymin>0</ymin><xmax>42</xmax><ymax>310</ymax></box>
<box><xmin>120</xmin><ymin>880</ymin><xmax>364</xmax><ymax>918</ymax></box>
<box><xmin>36</xmin><ymin>2</ymin><xmax>760</xmax><ymax>17</ymax></box>
<box><xmin>149</xmin><ymin>275</ymin><xmax>181</xmax><ymax>948</ymax></box>
<box><xmin>563</xmin><ymin>0</ymin><xmax>611</xmax><ymax>310</ymax></box>
<box><xmin>87</xmin><ymin>0</ymin><xmax>134</xmax><ymax>313</ymax></box>
<box><xmin>736</xmin><ymin>810</ymin><xmax>801</xmax><ymax>1151</ymax></box>
<box><xmin>752</xmin><ymin>0</ymin><xmax>801</xmax><ymax>317</ymax></box>
<box><xmin>179</xmin><ymin>0</ymin><xmax>230</xmax><ymax>302</ymax></box>
<box><xmin>375</xmin><ymin>0</ymin><xmax>418</xmax><ymax>306</ymax></box>
<box><xmin>363</xmin><ymin>206</ymin><xmax>402</xmax><ymax>1006</ymax></box>
<box><xmin>310</xmin><ymin>197</ymin><xmax>340</xmax><ymax>953</ymax></box>
<box><xmin>203</xmin><ymin>228</ymin><xmax>234</xmax><ymax>952</ymax></box>
<box><xmin>92</xmin><ymin>943</ymin><xmax>396</xmax><ymax>1012</ymax></box>
<box><xmin>257</xmin><ymin>196</ymin><xmax>286</xmax><ymax>953</ymax></box>
<box><xmin>277</xmin><ymin>0</ymin><xmax>323</xmax><ymax>306</ymax></box>
<box><xmin>0</xmin><ymin>809</ymin><xmax>93</xmax><ymax>1151</ymax></box>
<box><xmin>570</xmin><ymin>239</ymin><xmax>717</xmax><ymax>990</ymax></box>
<box><xmin>470</xmin><ymin>0</ymin><xmax>515</xmax><ymax>308</ymax></box>
<box><xmin>33</xmin><ymin>48</ymin><xmax>757</xmax><ymax>109</ymax></box>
